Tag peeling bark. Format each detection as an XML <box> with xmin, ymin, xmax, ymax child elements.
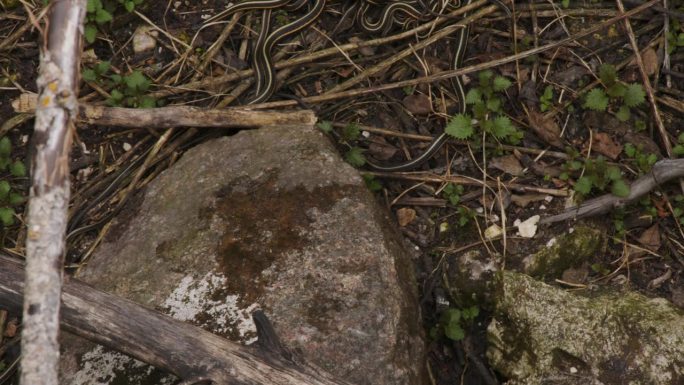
<box><xmin>22</xmin><ymin>1</ymin><xmax>87</xmax><ymax>384</ymax></box>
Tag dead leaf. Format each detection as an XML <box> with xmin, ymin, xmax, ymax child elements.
<box><xmin>402</xmin><ymin>94</ymin><xmax>432</xmax><ymax>115</ymax></box>
<box><xmin>591</xmin><ymin>131</ymin><xmax>623</xmax><ymax>160</ymax></box>
<box><xmin>368</xmin><ymin>141</ymin><xmax>398</xmax><ymax>161</ymax></box>
<box><xmin>489</xmin><ymin>154</ymin><xmax>524</xmax><ymax>176</ymax></box>
<box><xmin>549</xmin><ymin>65</ymin><xmax>589</xmax><ymax>86</ymax></box>
<box><xmin>4</xmin><ymin>318</ymin><xmax>17</xmax><ymax>337</ymax></box>
<box><xmin>642</xmin><ymin>48</ymin><xmax>659</xmax><ymax>76</ymax></box>
<box><xmin>637</xmin><ymin>224</ymin><xmax>660</xmax><ymax>252</ymax></box>
<box><xmin>396</xmin><ymin>207</ymin><xmax>416</xmax><ymax>227</ymax></box>
<box><xmin>527</xmin><ymin>110</ymin><xmax>563</xmax><ymax>148</ymax></box>
<box><xmin>628</xmin><ymin>47</ymin><xmax>659</xmax><ymax>76</ymax></box>
<box><xmin>561</xmin><ymin>265</ymin><xmax>589</xmax><ymax>284</ymax></box>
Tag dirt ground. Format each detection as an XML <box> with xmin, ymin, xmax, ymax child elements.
<box><xmin>1</xmin><ymin>1</ymin><xmax>683</xmax><ymax>384</ymax></box>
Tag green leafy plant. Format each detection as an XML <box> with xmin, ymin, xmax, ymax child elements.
<box><xmin>672</xmin><ymin>132</ymin><xmax>684</xmax><ymax>157</ymax></box>
<box><xmin>85</xmin><ymin>0</ymin><xmax>145</xmax><ymax>44</ymax></box>
<box><xmin>667</xmin><ymin>17</ymin><xmax>684</xmax><ymax>55</ymax></box>
<box><xmin>540</xmin><ymin>85</ymin><xmax>554</xmax><ymax>112</ymax></box>
<box><xmin>0</xmin><ymin>137</ymin><xmax>26</xmax><ymax>227</ymax></box>
<box><xmin>623</xmin><ymin>143</ymin><xmax>657</xmax><ymax>173</ymax></box>
<box><xmin>431</xmin><ymin>306</ymin><xmax>479</xmax><ymax>342</ymax></box>
<box><xmin>446</xmin><ymin>70</ymin><xmax>522</xmax><ymax>145</ymax></box>
<box><xmin>572</xmin><ymin>156</ymin><xmax>630</xmax><ymax>198</ymax></box>
<box><xmin>583</xmin><ymin>63</ymin><xmax>646</xmax><ymax>122</ymax></box>
<box><xmin>442</xmin><ymin>183</ymin><xmax>464</xmax><ymax>206</ymax></box>
<box><xmin>316</xmin><ymin>120</ymin><xmax>333</xmax><ymax>133</ymax></box>
<box><xmin>83</xmin><ymin>62</ymin><xmax>158</xmax><ymax>108</ymax></box>
<box><xmin>362</xmin><ymin>174</ymin><xmax>382</xmax><ymax>192</ymax></box>
<box><xmin>338</xmin><ymin>122</ymin><xmax>368</xmax><ymax>168</ymax></box>
<box><xmin>673</xmin><ymin>195</ymin><xmax>684</xmax><ymax>225</ymax></box>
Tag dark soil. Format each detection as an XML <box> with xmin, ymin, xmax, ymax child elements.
<box><xmin>1</xmin><ymin>1</ymin><xmax>683</xmax><ymax>384</ymax></box>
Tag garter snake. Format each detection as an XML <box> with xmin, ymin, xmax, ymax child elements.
<box><xmin>207</xmin><ymin>1</ymin><xmax>511</xmax><ymax>169</ymax></box>
<box><xmin>365</xmin><ymin>0</ymin><xmax>512</xmax><ymax>171</ymax></box>
<box><xmin>206</xmin><ymin>0</ymin><xmax>326</xmax><ymax>104</ymax></box>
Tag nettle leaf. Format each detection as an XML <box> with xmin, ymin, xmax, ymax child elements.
<box><xmin>362</xmin><ymin>175</ymin><xmax>382</xmax><ymax>192</ymax></box>
<box><xmin>492</xmin><ymin>76</ymin><xmax>512</xmax><ymax>92</ymax></box>
<box><xmin>445</xmin><ymin>114</ymin><xmax>474</xmax><ymax>140</ymax></box>
<box><xmin>486</xmin><ymin>97</ymin><xmax>501</xmax><ymax>112</ymax></box>
<box><xmin>124</xmin><ymin>0</ymin><xmax>135</xmax><ymax>12</ymax></box>
<box><xmin>0</xmin><ymin>137</ymin><xmax>11</xmax><ymax>157</ymax></box>
<box><xmin>124</xmin><ymin>71</ymin><xmax>150</xmax><ymax>92</ymax></box>
<box><xmin>9</xmin><ymin>193</ymin><xmax>24</xmax><ymax>206</ymax></box>
<box><xmin>95</xmin><ymin>60</ymin><xmax>111</xmax><ymax>74</ymax></box>
<box><xmin>462</xmin><ymin>306</ymin><xmax>479</xmax><ymax>320</ymax></box>
<box><xmin>342</xmin><ymin>122</ymin><xmax>360</xmax><ymax>141</ymax></box>
<box><xmin>492</xmin><ymin>115</ymin><xmax>516</xmax><ymax>139</ymax></box>
<box><xmin>611</xmin><ymin>179</ymin><xmax>630</xmax><ymax>197</ymax></box>
<box><xmin>472</xmin><ymin>102</ymin><xmax>488</xmax><ymax>119</ymax></box>
<box><xmin>574</xmin><ymin>176</ymin><xmax>593</xmax><ymax>195</ymax></box>
<box><xmin>615</xmin><ymin>105</ymin><xmax>630</xmax><ymax>122</ymax></box>
<box><xmin>465</xmin><ymin>88</ymin><xmax>482</xmax><ymax>105</ymax></box>
<box><xmin>84</xmin><ymin>24</ymin><xmax>98</xmax><ymax>44</ymax></box>
<box><xmin>606</xmin><ymin>83</ymin><xmax>626</xmax><ymax>98</ymax></box>
<box><xmin>598</xmin><ymin>63</ymin><xmax>617</xmax><ymax>85</ymax></box>
<box><xmin>86</xmin><ymin>0</ymin><xmax>102</xmax><ymax>12</ymax></box>
<box><xmin>606</xmin><ymin>166</ymin><xmax>622</xmax><ymax>181</ymax></box>
<box><xmin>0</xmin><ymin>207</ymin><xmax>14</xmax><ymax>227</ymax></box>
<box><xmin>0</xmin><ymin>181</ymin><xmax>10</xmax><ymax>200</ymax></box>
<box><xmin>345</xmin><ymin>147</ymin><xmax>366</xmax><ymax>167</ymax></box>
<box><xmin>10</xmin><ymin>161</ymin><xmax>25</xmax><ymax>177</ymax></box>
<box><xmin>583</xmin><ymin>88</ymin><xmax>609</xmax><ymax>111</ymax></box>
<box><xmin>82</xmin><ymin>68</ymin><xmax>97</xmax><ymax>82</ymax></box>
<box><xmin>316</xmin><ymin>120</ymin><xmax>333</xmax><ymax>133</ymax></box>
<box><xmin>623</xmin><ymin>143</ymin><xmax>636</xmax><ymax>157</ymax></box>
<box><xmin>95</xmin><ymin>8</ymin><xmax>112</xmax><ymax>24</ymax></box>
<box><xmin>138</xmin><ymin>96</ymin><xmax>157</xmax><ymax>108</ymax></box>
<box><xmin>673</xmin><ymin>144</ymin><xmax>684</xmax><ymax>156</ymax></box>
<box><xmin>478</xmin><ymin>70</ymin><xmax>494</xmax><ymax>86</ymax></box>
<box><xmin>623</xmin><ymin>83</ymin><xmax>646</xmax><ymax>107</ymax></box>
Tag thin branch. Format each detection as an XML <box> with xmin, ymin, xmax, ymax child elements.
<box><xmin>22</xmin><ymin>1</ymin><xmax>87</xmax><ymax>384</ymax></box>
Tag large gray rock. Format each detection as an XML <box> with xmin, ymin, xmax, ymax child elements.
<box><xmin>488</xmin><ymin>271</ymin><xmax>684</xmax><ymax>384</ymax></box>
<box><xmin>60</xmin><ymin>125</ymin><xmax>425</xmax><ymax>385</ymax></box>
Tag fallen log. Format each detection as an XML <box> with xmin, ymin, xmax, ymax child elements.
<box><xmin>0</xmin><ymin>254</ymin><xmax>352</xmax><ymax>385</ymax></box>
<box><xmin>11</xmin><ymin>93</ymin><xmax>317</xmax><ymax>128</ymax></box>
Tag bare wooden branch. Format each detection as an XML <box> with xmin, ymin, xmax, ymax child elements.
<box><xmin>541</xmin><ymin>159</ymin><xmax>684</xmax><ymax>224</ymax></box>
<box><xmin>0</xmin><ymin>255</ymin><xmax>353</xmax><ymax>385</ymax></box>
<box><xmin>12</xmin><ymin>94</ymin><xmax>317</xmax><ymax>128</ymax></box>
<box><xmin>22</xmin><ymin>1</ymin><xmax>86</xmax><ymax>384</ymax></box>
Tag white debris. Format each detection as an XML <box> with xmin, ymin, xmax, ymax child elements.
<box><xmin>517</xmin><ymin>215</ymin><xmax>540</xmax><ymax>238</ymax></box>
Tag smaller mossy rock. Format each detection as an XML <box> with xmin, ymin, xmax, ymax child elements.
<box><xmin>522</xmin><ymin>226</ymin><xmax>604</xmax><ymax>280</ymax></box>
<box><xmin>487</xmin><ymin>271</ymin><xmax>684</xmax><ymax>384</ymax></box>
<box><xmin>442</xmin><ymin>250</ymin><xmax>502</xmax><ymax>309</ymax></box>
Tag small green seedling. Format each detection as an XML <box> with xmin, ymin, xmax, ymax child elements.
<box><xmin>362</xmin><ymin>174</ymin><xmax>382</xmax><ymax>192</ymax></box>
<box><xmin>667</xmin><ymin>17</ymin><xmax>684</xmax><ymax>55</ymax></box>
<box><xmin>583</xmin><ymin>63</ymin><xmax>645</xmax><ymax>122</ymax></box>
<box><xmin>316</xmin><ymin>120</ymin><xmax>333</xmax><ymax>133</ymax></box>
<box><xmin>431</xmin><ymin>306</ymin><xmax>479</xmax><ymax>342</ymax></box>
<box><xmin>83</xmin><ymin>62</ymin><xmax>158</xmax><ymax>108</ymax></box>
<box><xmin>442</xmin><ymin>183</ymin><xmax>464</xmax><ymax>206</ymax></box>
<box><xmin>85</xmin><ymin>0</ymin><xmax>145</xmax><ymax>44</ymax></box>
<box><xmin>623</xmin><ymin>143</ymin><xmax>657</xmax><ymax>173</ymax></box>
<box><xmin>672</xmin><ymin>132</ymin><xmax>684</xmax><ymax>157</ymax></box>
<box><xmin>540</xmin><ymin>85</ymin><xmax>554</xmax><ymax>112</ymax></box>
<box><xmin>445</xmin><ymin>70</ymin><xmax>522</xmax><ymax>145</ymax></box>
<box><xmin>572</xmin><ymin>156</ymin><xmax>630</xmax><ymax>198</ymax></box>
<box><xmin>0</xmin><ymin>136</ymin><xmax>26</xmax><ymax>227</ymax></box>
